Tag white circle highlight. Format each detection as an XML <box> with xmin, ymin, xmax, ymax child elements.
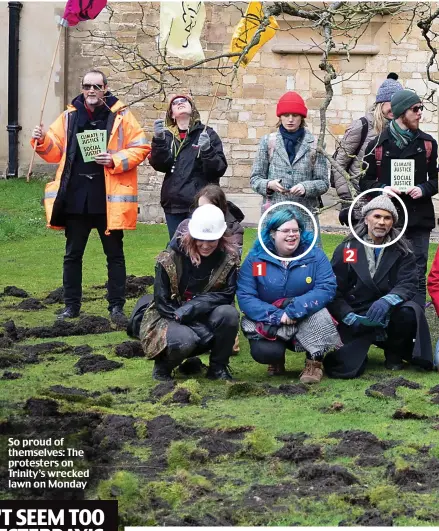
<box><xmin>348</xmin><ymin>188</ymin><xmax>408</xmax><ymax>249</ymax></box>
<box><xmin>257</xmin><ymin>201</ymin><xmax>319</xmax><ymax>262</ymax></box>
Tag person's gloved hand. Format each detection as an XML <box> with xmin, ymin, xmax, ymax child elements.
<box><xmin>366</xmin><ymin>298</ymin><xmax>391</xmax><ymax>324</ymax></box>
<box><xmin>197</xmin><ymin>131</ymin><xmax>211</xmax><ymax>151</ymax></box>
<box><xmin>349</xmin><ymin>319</ymin><xmax>364</xmax><ymax>335</ymax></box>
<box><xmin>338</xmin><ymin>207</ymin><xmax>349</xmax><ymax>227</ymax></box>
<box><xmin>153</xmin><ymin>119</ymin><xmax>165</xmax><ymax>139</ymax></box>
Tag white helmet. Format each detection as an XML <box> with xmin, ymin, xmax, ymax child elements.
<box><xmin>188</xmin><ymin>204</ymin><xmax>227</xmax><ymax>240</ymax></box>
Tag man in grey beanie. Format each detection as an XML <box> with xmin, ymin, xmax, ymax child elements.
<box><xmin>332</xmin><ymin>73</ymin><xmax>403</xmax><ymax>225</ymax></box>
<box><xmin>325</xmin><ymin>194</ymin><xmax>433</xmax><ymax>378</ymax></box>
<box><xmin>360</xmin><ymin>88</ymin><xmax>438</xmax><ymax>305</ymax></box>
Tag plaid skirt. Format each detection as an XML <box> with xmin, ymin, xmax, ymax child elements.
<box><xmin>242</xmin><ymin>308</ymin><xmax>342</xmax><ymax>356</ymax></box>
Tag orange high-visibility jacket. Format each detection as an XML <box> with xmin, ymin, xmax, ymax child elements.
<box><xmin>31</xmin><ymin>100</ymin><xmax>150</xmax><ymax>231</ymax></box>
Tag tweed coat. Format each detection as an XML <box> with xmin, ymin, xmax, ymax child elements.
<box><xmin>250</xmin><ymin>128</ymin><xmax>329</xmax><ymax>224</ymax></box>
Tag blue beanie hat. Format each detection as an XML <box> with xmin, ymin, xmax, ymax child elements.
<box><xmin>376</xmin><ymin>73</ymin><xmax>403</xmax><ymax>103</ymax></box>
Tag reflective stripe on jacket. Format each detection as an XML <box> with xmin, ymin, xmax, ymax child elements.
<box><xmin>31</xmin><ymin>100</ymin><xmax>150</xmax><ymax>231</ymax></box>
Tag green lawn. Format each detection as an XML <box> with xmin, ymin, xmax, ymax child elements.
<box><xmin>1</xmin><ymin>178</ymin><xmax>439</xmax><ymax>526</ymax></box>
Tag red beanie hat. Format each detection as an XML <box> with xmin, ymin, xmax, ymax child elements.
<box><xmin>276</xmin><ymin>92</ymin><xmax>308</xmax><ymax>118</ymax></box>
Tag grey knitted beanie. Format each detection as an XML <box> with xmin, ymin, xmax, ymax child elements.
<box><xmin>391</xmin><ymin>89</ymin><xmax>421</xmax><ymax>119</ymax></box>
<box><xmin>361</xmin><ymin>195</ymin><xmax>398</xmax><ymax>224</ymax></box>
<box><xmin>376</xmin><ymin>73</ymin><xmax>403</xmax><ymax>103</ymax></box>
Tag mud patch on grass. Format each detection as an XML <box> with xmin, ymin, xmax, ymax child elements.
<box><xmin>340</xmin><ymin>510</ymin><xmax>393</xmax><ymax>526</ymax></box>
<box><xmin>264</xmin><ymin>383</ymin><xmax>309</xmax><ymax>396</ymax></box>
<box><xmin>297</xmin><ymin>464</ymin><xmax>359</xmax><ymax>492</ymax></box>
<box><xmin>44</xmin><ymin>287</ymin><xmax>64</xmax><ymax>304</ymax></box>
<box><xmin>274</xmin><ymin>440</ymin><xmax>322</xmax><ymax>463</ymax></box>
<box><xmin>328</xmin><ymin>430</ymin><xmax>390</xmax><ymax>458</ymax></box>
<box><xmin>73</xmin><ymin>345</ymin><xmax>93</xmax><ymax>356</ymax></box>
<box><xmin>388</xmin><ymin>458</ymin><xmax>439</xmax><ymax>492</ymax></box>
<box><xmin>2</xmin><ymin>320</ymin><xmax>25</xmax><ymax>341</ymax></box>
<box><xmin>75</xmin><ymin>354</ymin><xmax>123</xmax><ymax>374</ymax></box>
<box><xmin>15</xmin><ymin>298</ymin><xmax>46</xmax><ymax>311</ymax></box>
<box><xmin>125</xmin><ymin>275</ymin><xmax>154</xmax><ymax>298</ymax></box>
<box><xmin>198</xmin><ymin>433</ymin><xmax>240</xmax><ymax>458</ymax></box>
<box><xmin>0</xmin><ymin>341</ymin><xmax>74</xmax><ymax>368</ymax></box>
<box><xmin>115</xmin><ymin>341</ymin><xmax>144</xmax><ymax>358</ymax></box>
<box><xmin>150</xmin><ymin>381</ymin><xmax>176</xmax><ymax>401</ymax></box>
<box><xmin>365</xmin><ymin>377</ymin><xmax>421</xmax><ymax>398</ymax></box>
<box><xmin>392</xmin><ymin>408</ymin><xmax>428</xmax><ymax>420</ymax></box>
<box><xmin>355</xmin><ymin>455</ymin><xmax>387</xmax><ymax>467</ymax></box>
<box><xmin>3</xmin><ymin>286</ymin><xmax>29</xmax><ymax>298</ymax></box>
<box><xmin>1</xmin><ymin>371</ymin><xmax>22</xmax><ymax>380</ymax></box>
<box><xmin>47</xmin><ymin>385</ymin><xmax>99</xmax><ymax>401</ymax></box>
<box><xmin>21</xmin><ymin>341</ymin><xmax>71</xmax><ymax>356</ymax></box>
<box><xmin>108</xmin><ymin>386</ymin><xmax>129</xmax><ymax>395</ymax></box>
<box><xmin>0</xmin><ymin>336</ymin><xmax>13</xmax><ymax>348</ymax></box>
<box><xmin>429</xmin><ymin>384</ymin><xmax>439</xmax><ymax>395</ymax></box>
<box><xmin>25</xmin><ymin>316</ymin><xmax>112</xmax><ymax>339</ymax></box>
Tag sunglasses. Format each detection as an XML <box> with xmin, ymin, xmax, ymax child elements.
<box><xmin>82</xmin><ymin>84</ymin><xmax>105</xmax><ymax>91</ymax></box>
<box><xmin>172</xmin><ymin>97</ymin><xmax>189</xmax><ymax>106</ymax></box>
<box><xmin>409</xmin><ymin>104</ymin><xmax>424</xmax><ymax>113</ymax></box>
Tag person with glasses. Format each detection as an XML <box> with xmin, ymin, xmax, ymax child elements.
<box><xmin>236</xmin><ymin>207</ymin><xmax>340</xmax><ymax>384</ymax></box>
<box><xmin>149</xmin><ymin>94</ymin><xmax>227</xmax><ymax>239</ymax></box>
<box><xmin>31</xmin><ymin>69</ymin><xmax>150</xmax><ymax>324</ymax></box>
<box><xmin>360</xmin><ymin>89</ymin><xmax>438</xmax><ymax>306</ymax></box>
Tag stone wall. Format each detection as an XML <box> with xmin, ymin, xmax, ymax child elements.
<box><xmin>6</xmin><ymin>2</ymin><xmax>438</xmax><ymax>223</ymax></box>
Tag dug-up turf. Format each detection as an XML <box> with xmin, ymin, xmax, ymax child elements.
<box><xmin>365</xmin><ymin>377</ymin><xmax>421</xmax><ymax>398</ymax></box>
<box><xmin>3</xmin><ymin>286</ymin><xmax>29</xmax><ymax>298</ymax></box>
<box><xmin>327</xmin><ymin>430</ymin><xmax>392</xmax><ymax>458</ymax></box>
<box><xmin>0</xmin><ymin>342</ymin><xmax>93</xmax><ymax>369</ymax></box>
<box><xmin>1</xmin><ymin>317</ymin><xmax>112</xmax><ymax>341</ymax></box>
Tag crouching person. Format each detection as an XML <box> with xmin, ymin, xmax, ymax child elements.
<box><xmin>325</xmin><ymin>195</ymin><xmax>433</xmax><ymax>378</ymax></box>
<box><xmin>140</xmin><ymin>204</ymin><xmax>240</xmax><ymax>381</ymax></box>
<box><xmin>236</xmin><ymin>207</ymin><xmax>341</xmax><ymax>384</ymax></box>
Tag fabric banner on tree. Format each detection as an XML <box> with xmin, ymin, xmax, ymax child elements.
<box><xmin>61</xmin><ymin>0</ymin><xmax>108</xmax><ymax>27</ymax></box>
<box><xmin>160</xmin><ymin>1</ymin><xmax>206</xmax><ymax>61</ymax></box>
<box><xmin>230</xmin><ymin>1</ymin><xmax>279</xmax><ymax>67</ymax></box>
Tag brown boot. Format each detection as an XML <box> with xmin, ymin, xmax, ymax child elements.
<box><xmin>299</xmin><ymin>359</ymin><xmax>323</xmax><ymax>384</ymax></box>
<box><xmin>267</xmin><ymin>362</ymin><xmax>286</xmax><ymax>376</ymax></box>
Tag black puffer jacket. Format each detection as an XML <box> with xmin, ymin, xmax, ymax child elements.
<box><xmin>149</xmin><ymin>122</ymin><xmax>227</xmax><ymax>214</ymax></box>
<box><xmin>360</xmin><ymin>129</ymin><xmax>438</xmax><ymax>230</ymax></box>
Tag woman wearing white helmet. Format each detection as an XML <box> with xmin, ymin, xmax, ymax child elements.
<box><xmin>140</xmin><ymin>204</ymin><xmax>240</xmax><ymax>381</ymax></box>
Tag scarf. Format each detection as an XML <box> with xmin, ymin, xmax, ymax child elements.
<box><xmin>389</xmin><ymin>120</ymin><xmax>417</xmax><ymax>149</ymax></box>
<box><xmin>279</xmin><ymin>125</ymin><xmax>305</xmax><ymax>165</ymax></box>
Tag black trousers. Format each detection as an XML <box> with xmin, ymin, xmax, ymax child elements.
<box><xmin>64</xmin><ymin>214</ymin><xmax>126</xmax><ymax>311</ymax></box>
<box><xmin>405</xmin><ymin>227</ymin><xmax>431</xmax><ymax>306</ymax></box>
<box><xmin>164</xmin><ymin>212</ymin><xmax>190</xmax><ymax>240</ymax></box>
<box><xmin>249</xmin><ymin>339</ymin><xmax>323</xmax><ymax>364</ymax></box>
<box><xmin>164</xmin><ymin>306</ymin><xmax>239</xmax><ymax>368</ymax></box>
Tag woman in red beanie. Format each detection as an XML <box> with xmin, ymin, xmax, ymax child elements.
<box><xmin>250</xmin><ymin>91</ymin><xmax>329</xmax><ymax>237</ymax></box>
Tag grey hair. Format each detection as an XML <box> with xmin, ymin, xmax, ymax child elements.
<box><xmin>344</xmin><ymin>221</ymin><xmax>412</xmax><ymax>255</ymax></box>
<box><xmin>82</xmin><ymin>70</ymin><xmax>108</xmax><ymax>86</ymax></box>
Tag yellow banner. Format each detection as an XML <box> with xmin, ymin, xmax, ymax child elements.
<box><xmin>230</xmin><ymin>2</ymin><xmax>279</xmax><ymax>67</ymax></box>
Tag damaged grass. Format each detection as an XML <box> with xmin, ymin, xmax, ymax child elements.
<box><xmin>2</xmin><ymin>179</ymin><xmax>439</xmax><ymax>525</ymax></box>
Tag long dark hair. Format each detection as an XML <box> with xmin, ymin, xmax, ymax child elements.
<box><xmin>191</xmin><ymin>185</ymin><xmax>228</xmax><ymax>216</ymax></box>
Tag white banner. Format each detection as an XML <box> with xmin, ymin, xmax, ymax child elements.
<box><xmin>160</xmin><ymin>1</ymin><xmax>206</xmax><ymax>61</ymax></box>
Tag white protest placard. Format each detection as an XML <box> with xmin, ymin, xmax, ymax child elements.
<box><xmin>391</xmin><ymin>159</ymin><xmax>414</xmax><ymax>192</ymax></box>
<box><xmin>76</xmin><ymin>130</ymin><xmax>107</xmax><ymax>163</ymax></box>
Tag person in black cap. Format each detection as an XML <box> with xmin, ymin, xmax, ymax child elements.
<box><xmin>324</xmin><ymin>195</ymin><xmax>433</xmax><ymax>379</ymax></box>
<box><xmin>360</xmin><ymin>89</ymin><xmax>438</xmax><ymax>305</ymax></box>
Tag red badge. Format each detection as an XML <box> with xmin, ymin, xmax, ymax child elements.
<box><xmin>252</xmin><ymin>261</ymin><xmax>267</xmax><ymax>276</ymax></box>
<box><xmin>343</xmin><ymin>248</ymin><xmax>358</xmax><ymax>263</ymax></box>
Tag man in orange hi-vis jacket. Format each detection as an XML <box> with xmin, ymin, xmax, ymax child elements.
<box><xmin>31</xmin><ymin>69</ymin><xmax>150</xmax><ymax>323</ymax></box>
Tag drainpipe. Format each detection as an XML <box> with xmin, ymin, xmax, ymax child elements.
<box><xmin>6</xmin><ymin>2</ymin><xmax>23</xmax><ymax>178</ymax></box>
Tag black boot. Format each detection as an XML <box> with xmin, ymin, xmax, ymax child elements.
<box><xmin>110</xmin><ymin>305</ymin><xmax>128</xmax><ymax>327</ymax></box>
<box><xmin>384</xmin><ymin>351</ymin><xmax>404</xmax><ymax>371</ymax></box>
<box><xmin>152</xmin><ymin>358</ymin><xmax>174</xmax><ymax>382</ymax></box>
<box><xmin>57</xmin><ymin>306</ymin><xmax>80</xmax><ymax>320</ymax></box>
<box><xmin>206</xmin><ymin>364</ymin><xmax>234</xmax><ymax>381</ymax></box>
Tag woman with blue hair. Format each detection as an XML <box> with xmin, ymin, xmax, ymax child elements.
<box><xmin>237</xmin><ymin>207</ymin><xmax>341</xmax><ymax>383</ymax></box>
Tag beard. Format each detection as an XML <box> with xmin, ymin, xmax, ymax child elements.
<box><xmin>401</xmin><ymin>113</ymin><xmax>419</xmax><ymax>132</ymax></box>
